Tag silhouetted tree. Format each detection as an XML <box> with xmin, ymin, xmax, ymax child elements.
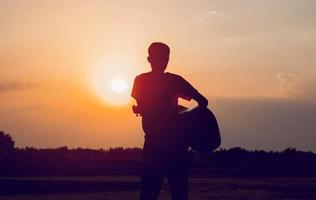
<box><xmin>0</xmin><ymin>131</ymin><xmax>15</xmax><ymax>162</ymax></box>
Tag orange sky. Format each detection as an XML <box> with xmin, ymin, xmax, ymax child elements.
<box><xmin>1</xmin><ymin>1</ymin><xmax>316</xmax><ymax>151</ymax></box>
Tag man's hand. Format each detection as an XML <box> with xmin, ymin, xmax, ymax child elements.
<box><xmin>132</xmin><ymin>105</ymin><xmax>142</xmax><ymax>116</ymax></box>
<box><xmin>193</xmin><ymin>92</ymin><xmax>208</xmax><ymax>108</ymax></box>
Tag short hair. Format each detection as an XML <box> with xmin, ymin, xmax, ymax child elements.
<box><xmin>148</xmin><ymin>42</ymin><xmax>170</xmax><ymax>58</ymax></box>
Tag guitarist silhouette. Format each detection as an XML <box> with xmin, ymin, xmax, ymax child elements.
<box><xmin>131</xmin><ymin>42</ymin><xmax>208</xmax><ymax>200</ymax></box>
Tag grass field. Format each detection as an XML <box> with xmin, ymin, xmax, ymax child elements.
<box><xmin>1</xmin><ymin>170</ymin><xmax>316</xmax><ymax>200</ymax></box>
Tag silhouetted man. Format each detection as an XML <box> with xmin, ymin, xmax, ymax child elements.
<box><xmin>131</xmin><ymin>42</ymin><xmax>208</xmax><ymax>200</ymax></box>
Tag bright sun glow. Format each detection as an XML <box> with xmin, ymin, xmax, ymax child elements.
<box><xmin>91</xmin><ymin>55</ymin><xmax>144</xmax><ymax>106</ymax></box>
<box><xmin>110</xmin><ymin>79</ymin><xmax>128</xmax><ymax>94</ymax></box>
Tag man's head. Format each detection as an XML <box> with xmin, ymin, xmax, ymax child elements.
<box><xmin>147</xmin><ymin>42</ymin><xmax>170</xmax><ymax>72</ymax></box>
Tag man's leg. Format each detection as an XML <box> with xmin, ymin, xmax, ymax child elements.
<box><xmin>166</xmin><ymin>153</ymin><xmax>188</xmax><ymax>200</ymax></box>
<box><xmin>140</xmin><ymin>144</ymin><xmax>165</xmax><ymax>200</ymax></box>
<box><xmin>140</xmin><ymin>163</ymin><xmax>164</xmax><ymax>200</ymax></box>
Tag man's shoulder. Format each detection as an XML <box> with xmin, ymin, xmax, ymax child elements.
<box><xmin>135</xmin><ymin>72</ymin><xmax>152</xmax><ymax>79</ymax></box>
<box><xmin>134</xmin><ymin>73</ymin><xmax>149</xmax><ymax>83</ymax></box>
<box><xmin>164</xmin><ymin>72</ymin><xmax>183</xmax><ymax>80</ymax></box>
<box><xmin>134</xmin><ymin>72</ymin><xmax>184</xmax><ymax>83</ymax></box>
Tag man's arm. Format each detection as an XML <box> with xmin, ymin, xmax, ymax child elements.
<box><xmin>132</xmin><ymin>100</ymin><xmax>144</xmax><ymax>116</ymax></box>
<box><xmin>131</xmin><ymin>75</ymin><xmax>148</xmax><ymax>116</ymax></box>
<box><xmin>191</xmin><ymin>91</ymin><xmax>208</xmax><ymax>108</ymax></box>
<box><xmin>179</xmin><ymin>76</ymin><xmax>208</xmax><ymax>108</ymax></box>
<box><xmin>131</xmin><ymin>76</ymin><xmax>141</xmax><ymax>116</ymax></box>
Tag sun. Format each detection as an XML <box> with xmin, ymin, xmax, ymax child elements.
<box><xmin>92</xmin><ymin>76</ymin><xmax>131</xmax><ymax>106</ymax></box>
<box><xmin>90</xmin><ymin>55</ymin><xmax>144</xmax><ymax>106</ymax></box>
<box><xmin>110</xmin><ymin>79</ymin><xmax>128</xmax><ymax>94</ymax></box>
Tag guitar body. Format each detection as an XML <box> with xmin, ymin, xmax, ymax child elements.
<box><xmin>178</xmin><ymin>107</ymin><xmax>221</xmax><ymax>154</ymax></box>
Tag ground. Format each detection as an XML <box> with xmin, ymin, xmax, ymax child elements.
<box><xmin>1</xmin><ymin>170</ymin><xmax>316</xmax><ymax>200</ymax></box>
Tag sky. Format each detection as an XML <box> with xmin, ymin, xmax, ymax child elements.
<box><xmin>1</xmin><ymin>0</ymin><xmax>316</xmax><ymax>151</ymax></box>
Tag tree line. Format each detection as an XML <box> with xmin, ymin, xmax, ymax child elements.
<box><xmin>1</xmin><ymin>131</ymin><xmax>316</xmax><ymax>176</ymax></box>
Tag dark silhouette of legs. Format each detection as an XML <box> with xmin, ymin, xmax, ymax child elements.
<box><xmin>140</xmin><ymin>138</ymin><xmax>166</xmax><ymax>200</ymax></box>
<box><xmin>141</xmin><ymin>154</ymin><xmax>188</xmax><ymax>200</ymax></box>
<box><xmin>140</xmin><ymin>159</ymin><xmax>164</xmax><ymax>200</ymax></box>
<box><xmin>140</xmin><ymin>135</ymin><xmax>188</xmax><ymax>200</ymax></box>
<box><xmin>166</xmin><ymin>154</ymin><xmax>188</xmax><ymax>200</ymax></box>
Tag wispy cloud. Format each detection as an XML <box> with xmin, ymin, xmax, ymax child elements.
<box><xmin>290</xmin><ymin>68</ymin><xmax>316</xmax><ymax>101</ymax></box>
<box><xmin>275</xmin><ymin>68</ymin><xmax>316</xmax><ymax>101</ymax></box>
<box><xmin>275</xmin><ymin>73</ymin><xmax>300</xmax><ymax>96</ymax></box>
<box><xmin>1</xmin><ymin>104</ymin><xmax>59</xmax><ymax>113</ymax></box>
<box><xmin>196</xmin><ymin>9</ymin><xmax>219</xmax><ymax>23</ymax></box>
<box><xmin>0</xmin><ymin>81</ymin><xmax>39</xmax><ymax>93</ymax></box>
<box><xmin>205</xmin><ymin>10</ymin><xmax>217</xmax><ymax>16</ymax></box>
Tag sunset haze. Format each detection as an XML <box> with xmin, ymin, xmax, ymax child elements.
<box><xmin>1</xmin><ymin>0</ymin><xmax>316</xmax><ymax>151</ymax></box>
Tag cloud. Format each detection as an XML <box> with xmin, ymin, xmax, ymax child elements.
<box><xmin>196</xmin><ymin>9</ymin><xmax>219</xmax><ymax>23</ymax></box>
<box><xmin>3</xmin><ymin>104</ymin><xmax>50</xmax><ymax>112</ymax></box>
<box><xmin>205</xmin><ymin>10</ymin><xmax>217</xmax><ymax>16</ymax></box>
<box><xmin>291</xmin><ymin>68</ymin><xmax>316</xmax><ymax>101</ymax></box>
<box><xmin>194</xmin><ymin>1</ymin><xmax>316</xmax><ymax>39</ymax></box>
<box><xmin>0</xmin><ymin>81</ymin><xmax>39</xmax><ymax>93</ymax></box>
<box><xmin>275</xmin><ymin>73</ymin><xmax>300</xmax><ymax>96</ymax></box>
<box><xmin>275</xmin><ymin>68</ymin><xmax>316</xmax><ymax>101</ymax></box>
